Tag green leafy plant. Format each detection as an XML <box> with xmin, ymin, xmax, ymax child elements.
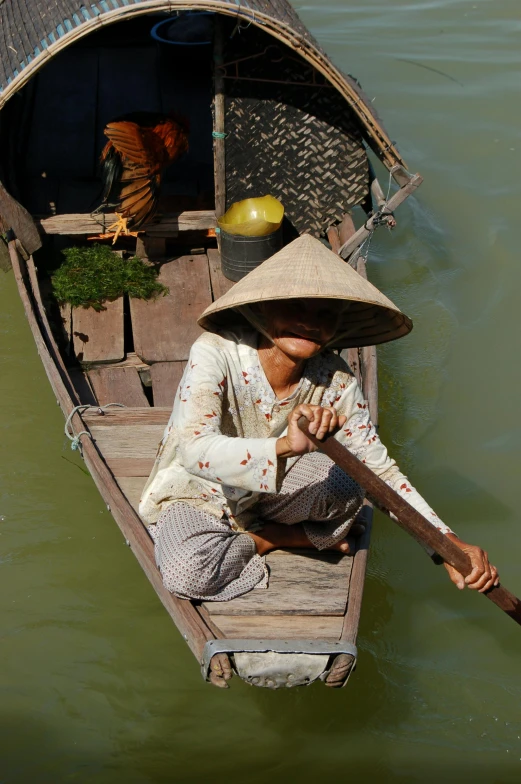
<box><xmin>51</xmin><ymin>244</ymin><xmax>168</xmax><ymax>311</ymax></box>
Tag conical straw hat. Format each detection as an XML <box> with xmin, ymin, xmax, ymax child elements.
<box><xmin>198</xmin><ymin>234</ymin><xmax>412</xmax><ymax>348</ymax></box>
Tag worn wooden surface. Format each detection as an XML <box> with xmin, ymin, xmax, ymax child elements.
<box><xmin>0</xmin><ymin>180</ymin><xmax>42</xmax><ymax>255</ymax></box>
<box><xmin>72</xmin><ymin>298</ymin><xmax>124</xmax><ymax>364</ymax></box>
<box><xmin>88</xmin><ymin>366</ymin><xmax>149</xmax><ymax>407</ymax></box>
<box><xmin>341</xmin><ymin>503</ymin><xmax>372</xmax><ymax>644</ymax></box>
<box><xmin>151</xmin><ymin>361</ymin><xmax>186</xmax><ymax>407</ymax></box>
<box><xmin>88</xmin><ymin>422</ymin><xmax>162</xmax><ymax>458</ymax></box>
<box><xmin>338</xmin><ymin>212</ymin><xmax>356</xmax><ymax>246</ymax></box>
<box><xmin>214</xmin><ymin>614</ymin><xmax>344</xmax><ymax>641</ymax></box>
<box><xmin>116</xmin><ymin>476</ymin><xmax>148</xmax><ymax>513</ymax></box>
<box><xmin>206</xmin><ymin>549</ymin><xmax>352</xmax><ymax>616</ymax></box>
<box><xmin>107</xmin><ymin>457</ymin><xmax>155</xmax><ymax>477</ymax></box>
<box><xmin>326</xmin><ymin>226</ymin><xmax>341</xmax><ymax>254</ymax></box>
<box><xmin>136</xmin><ymin>236</ymin><xmax>167</xmax><ymax>260</ymax></box>
<box><xmin>130</xmin><ymin>255</ymin><xmax>212</xmax><ymax>363</ymax></box>
<box><xmin>82</xmin><ymin>407</ymin><xmax>170</xmax><ymax>427</ymax></box>
<box><xmin>207</xmin><ymin>248</ymin><xmax>233</xmax><ymax>300</ymax></box>
<box><xmin>37</xmin><ymin>210</ymin><xmax>216</xmax><ymax>236</ymax></box>
<box><xmin>213</xmin><ymin>17</ymin><xmax>226</xmax><ymax>219</ymax></box>
<box><xmin>344</xmin><ymin>347</ymin><xmax>361</xmax><ymax>385</ymax></box>
<box><xmin>355</xmin><ymin>257</ymin><xmax>379</xmax><ymax>421</ymax></box>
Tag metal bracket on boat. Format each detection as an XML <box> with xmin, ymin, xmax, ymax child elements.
<box><xmin>202</xmin><ymin>639</ymin><xmax>358</xmax><ymax>689</ymax></box>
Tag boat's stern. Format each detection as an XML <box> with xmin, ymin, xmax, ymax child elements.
<box><xmin>202</xmin><ymin>639</ymin><xmax>357</xmax><ymax>689</ymax></box>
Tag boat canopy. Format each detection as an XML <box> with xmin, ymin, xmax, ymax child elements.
<box><xmin>0</xmin><ymin>0</ymin><xmax>404</xmax><ymax>170</ymax></box>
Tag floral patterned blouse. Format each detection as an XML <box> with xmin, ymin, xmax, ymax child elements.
<box><xmin>139</xmin><ymin>327</ymin><xmax>452</xmax><ymax>537</ymax></box>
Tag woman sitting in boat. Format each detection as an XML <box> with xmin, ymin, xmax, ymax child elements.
<box><xmin>140</xmin><ymin>234</ymin><xmax>498</xmax><ymax>603</ymax></box>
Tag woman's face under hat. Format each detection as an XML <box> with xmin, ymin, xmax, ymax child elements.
<box><xmin>198</xmin><ymin>234</ymin><xmax>413</xmax><ymax>349</ymax></box>
<box><xmin>255</xmin><ymin>298</ymin><xmax>346</xmax><ymax>360</ymax></box>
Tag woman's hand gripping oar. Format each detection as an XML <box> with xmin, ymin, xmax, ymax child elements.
<box><xmin>297</xmin><ymin>416</ymin><xmax>521</xmax><ymax>626</ymax></box>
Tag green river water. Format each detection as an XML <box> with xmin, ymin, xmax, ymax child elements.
<box><xmin>1</xmin><ymin>1</ymin><xmax>520</xmax><ymax>781</ymax></box>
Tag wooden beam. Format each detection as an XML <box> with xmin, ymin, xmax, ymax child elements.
<box><xmin>391</xmin><ymin>164</ymin><xmax>415</xmax><ymax>188</ymax></box>
<box><xmin>326</xmin><ymin>226</ymin><xmax>341</xmax><ymax>254</ymax></box>
<box><xmin>0</xmin><ymin>180</ymin><xmax>42</xmax><ymax>255</ymax></box>
<box><xmin>213</xmin><ymin>17</ymin><xmax>226</xmax><ymax>219</ymax></box>
<box><xmin>36</xmin><ymin>210</ymin><xmax>216</xmax><ymax>236</ymax></box>
<box><xmin>82</xmin><ymin>407</ymin><xmax>170</xmax><ymax>427</ymax></box>
<box><xmin>338</xmin><ymin>213</ymin><xmax>356</xmax><ymax>246</ymax></box>
<box><xmin>355</xmin><ymin>257</ymin><xmax>378</xmax><ymax>421</ymax></box>
<box><xmin>339</xmin><ymin>174</ymin><xmax>423</xmax><ymax>259</ymax></box>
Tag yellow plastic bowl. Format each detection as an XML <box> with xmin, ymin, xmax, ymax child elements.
<box><xmin>217</xmin><ymin>195</ymin><xmax>284</xmax><ymax>237</ymax></box>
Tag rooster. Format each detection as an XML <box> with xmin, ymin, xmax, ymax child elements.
<box><xmin>96</xmin><ymin>111</ymin><xmax>189</xmax><ymax>242</ymax></box>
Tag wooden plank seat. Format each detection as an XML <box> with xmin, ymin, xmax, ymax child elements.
<box><xmin>204</xmin><ymin>550</ymin><xmax>352</xmax><ymax>616</ymax></box>
<box><xmin>214</xmin><ymin>615</ymin><xmax>344</xmax><ymax>641</ymax></box>
<box><xmin>35</xmin><ymin>210</ymin><xmax>216</xmax><ymax>236</ymax></box>
<box><xmin>82</xmin><ymin>407</ymin><xmax>169</xmax><ymax>479</ymax></box>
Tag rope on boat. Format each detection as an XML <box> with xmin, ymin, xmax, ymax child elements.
<box><xmin>64</xmin><ymin>403</ymin><xmax>126</xmax><ymax>454</ymax></box>
<box><xmin>212</xmin><ymin>131</ymin><xmax>228</xmax><ymax>139</ymax></box>
<box><xmin>354</xmin><ymin>170</ymin><xmax>395</xmax><ymax>267</ymax></box>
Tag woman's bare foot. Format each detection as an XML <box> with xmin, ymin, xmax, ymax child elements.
<box><xmin>209</xmin><ymin>653</ymin><xmax>233</xmax><ymax>688</ymax></box>
<box><xmin>325</xmin><ymin>653</ymin><xmax>355</xmax><ymax>687</ymax></box>
<box><xmin>247</xmin><ymin>522</ymin><xmax>350</xmax><ymax>557</ymax></box>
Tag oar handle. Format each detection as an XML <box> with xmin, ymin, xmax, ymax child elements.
<box><xmin>297</xmin><ymin>417</ymin><xmax>521</xmax><ymax>626</ymax></box>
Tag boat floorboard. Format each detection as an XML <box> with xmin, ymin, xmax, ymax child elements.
<box><xmin>129</xmin><ymin>255</ymin><xmax>212</xmax><ymax>364</ymax></box>
<box><xmin>214</xmin><ymin>614</ymin><xmax>344</xmax><ymax>641</ymax></box>
<box><xmin>88</xmin><ymin>366</ymin><xmax>150</xmax><ymax>407</ymax></box>
<box><xmin>204</xmin><ymin>550</ymin><xmax>352</xmax><ymax>616</ymax></box>
<box><xmin>81</xmin><ymin>407</ymin><xmax>355</xmax><ymax>619</ymax></box>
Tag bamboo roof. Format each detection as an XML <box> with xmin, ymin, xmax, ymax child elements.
<box><xmin>0</xmin><ymin>0</ymin><xmax>406</xmax><ymax>169</ymax></box>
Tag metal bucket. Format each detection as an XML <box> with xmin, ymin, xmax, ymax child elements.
<box><xmin>220</xmin><ymin>227</ymin><xmax>283</xmax><ymax>282</ymax></box>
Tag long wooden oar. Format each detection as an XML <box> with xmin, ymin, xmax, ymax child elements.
<box><xmin>297</xmin><ymin>418</ymin><xmax>521</xmax><ymax>626</ymax></box>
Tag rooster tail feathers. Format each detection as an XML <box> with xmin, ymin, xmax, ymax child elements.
<box><xmin>96</xmin><ymin>111</ymin><xmax>189</xmax><ymax>230</ymax></box>
<box><xmin>100</xmin><ymin>143</ymin><xmax>123</xmax><ymax>205</ymax></box>
<box><xmin>118</xmin><ymin>173</ymin><xmax>161</xmax><ymax>229</ymax></box>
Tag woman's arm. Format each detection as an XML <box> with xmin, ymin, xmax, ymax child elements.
<box><xmin>175</xmin><ymin>341</ymin><xmax>279</xmax><ymax>493</ymax></box>
<box><xmin>277</xmin><ymin>375</ymin><xmax>498</xmax><ymax>593</ymax></box>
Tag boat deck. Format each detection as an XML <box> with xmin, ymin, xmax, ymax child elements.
<box><xmin>67</xmin><ymin>242</ymin><xmax>361</xmax><ymax>648</ymax></box>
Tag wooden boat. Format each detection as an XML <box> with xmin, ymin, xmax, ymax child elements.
<box><xmin>0</xmin><ymin>0</ymin><xmax>422</xmax><ymax>688</ymax></box>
